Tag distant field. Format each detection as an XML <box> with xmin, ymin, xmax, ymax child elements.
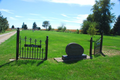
<box><xmin>0</xmin><ymin>30</ymin><xmax>120</xmax><ymax>80</ymax></box>
<box><xmin>41</xmin><ymin>29</ymin><xmax>81</xmax><ymax>32</ymax></box>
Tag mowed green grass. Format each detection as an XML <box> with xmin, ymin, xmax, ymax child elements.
<box><xmin>0</xmin><ymin>30</ymin><xmax>120</xmax><ymax>80</ymax></box>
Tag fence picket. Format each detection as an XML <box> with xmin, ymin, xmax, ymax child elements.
<box><xmin>16</xmin><ymin>28</ymin><xmax>48</xmax><ymax>60</ymax></box>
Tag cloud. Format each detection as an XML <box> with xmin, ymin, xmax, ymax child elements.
<box><xmin>74</xmin><ymin>14</ymin><xmax>88</xmax><ymax>23</ymax></box>
<box><xmin>111</xmin><ymin>0</ymin><xmax>120</xmax><ymax>4</ymax></box>
<box><xmin>15</xmin><ymin>15</ymin><xmax>22</xmax><ymax>18</ymax></box>
<box><xmin>61</xmin><ymin>14</ymin><xmax>88</xmax><ymax>23</ymax></box>
<box><xmin>27</xmin><ymin>18</ymin><xmax>41</xmax><ymax>20</ymax></box>
<box><xmin>10</xmin><ymin>17</ymin><xmax>17</xmax><ymax>20</ymax></box>
<box><xmin>0</xmin><ymin>9</ymin><xmax>14</xmax><ymax>14</ymax></box>
<box><xmin>43</xmin><ymin>0</ymin><xmax>95</xmax><ymax>6</ymax></box>
<box><xmin>22</xmin><ymin>0</ymin><xmax>95</xmax><ymax>5</ymax></box>
<box><xmin>61</xmin><ymin>14</ymin><xmax>69</xmax><ymax>18</ymax></box>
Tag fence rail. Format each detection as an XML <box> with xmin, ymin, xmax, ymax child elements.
<box><xmin>16</xmin><ymin>28</ymin><xmax>48</xmax><ymax>60</ymax></box>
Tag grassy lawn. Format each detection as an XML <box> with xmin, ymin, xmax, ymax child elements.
<box><xmin>0</xmin><ymin>30</ymin><xmax>120</xmax><ymax>80</ymax></box>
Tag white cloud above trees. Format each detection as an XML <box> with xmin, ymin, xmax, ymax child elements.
<box><xmin>22</xmin><ymin>0</ymin><xmax>95</xmax><ymax>6</ymax></box>
<box><xmin>0</xmin><ymin>9</ymin><xmax>14</xmax><ymax>14</ymax></box>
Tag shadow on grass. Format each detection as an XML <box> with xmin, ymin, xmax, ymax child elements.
<box><xmin>63</xmin><ymin>59</ymin><xmax>83</xmax><ymax>64</ymax></box>
<box><xmin>94</xmin><ymin>53</ymin><xmax>106</xmax><ymax>57</ymax></box>
<box><xmin>16</xmin><ymin>60</ymin><xmax>45</xmax><ymax>66</ymax></box>
<box><xmin>0</xmin><ymin>61</ymin><xmax>15</xmax><ymax>68</ymax></box>
<box><xmin>0</xmin><ymin>60</ymin><xmax>45</xmax><ymax>68</ymax></box>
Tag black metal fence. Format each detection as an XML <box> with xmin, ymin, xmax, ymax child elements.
<box><xmin>89</xmin><ymin>31</ymin><xmax>105</xmax><ymax>59</ymax></box>
<box><xmin>16</xmin><ymin>28</ymin><xmax>48</xmax><ymax>60</ymax></box>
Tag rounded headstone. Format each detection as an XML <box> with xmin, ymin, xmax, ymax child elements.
<box><xmin>66</xmin><ymin>43</ymin><xmax>84</xmax><ymax>56</ymax></box>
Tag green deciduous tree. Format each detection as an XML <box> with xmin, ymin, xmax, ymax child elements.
<box><xmin>11</xmin><ymin>25</ymin><xmax>14</xmax><ymax>28</ymax></box>
<box><xmin>87</xmin><ymin>22</ymin><xmax>98</xmax><ymax>36</ymax></box>
<box><xmin>92</xmin><ymin>0</ymin><xmax>115</xmax><ymax>34</ymax></box>
<box><xmin>0</xmin><ymin>12</ymin><xmax>9</xmax><ymax>33</ymax></box>
<box><xmin>113</xmin><ymin>15</ymin><xmax>120</xmax><ymax>35</ymax></box>
<box><xmin>57</xmin><ymin>23</ymin><xmax>66</xmax><ymax>32</ymax></box>
<box><xmin>37</xmin><ymin>27</ymin><xmax>41</xmax><ymax>30</ymax></box>
<box><xmin>76</xmin><ymin>29</ymin><xmax>79</xmax><ymax>34</ymax></box>
<box><xmin>81</xmin><ymin>20</ymin><xmax>91</xmax><ymax>34</ymax></box>
<box><xmin>82</xmin><ymin>0</ymin><xmax>115</xmax><ymax>35</ymax></box>
<box><xmin>42</xmin><ymin>21</ymin><xmax>50</xmax><ymax>30</ymax></box>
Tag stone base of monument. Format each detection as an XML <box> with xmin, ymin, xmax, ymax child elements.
<box><xmin>54</xmin><ymin>43</ymin><xmax>90</xmax><ymax>62</ymax></box>
<box><xmin>54</xmin><ymin>55</ymin><xmax>90</xmax><ymax>62</ymax></box>
<box><xmin>62</xmin><ymin>54</ymin><xmax>87</xmax><ymax>61</ymax></box>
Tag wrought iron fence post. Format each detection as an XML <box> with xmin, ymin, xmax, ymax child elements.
<box><xmin>100</xmin><ymin>31</ymin><xmax>103</xmax><ymax>53</ymax></box>
<box><xmin>16</xmin><ymin>28</ymin><xmax>20</xmax><ymax>60</ymax></box>
<box><xmin>100</xmin><ymin>31</ymin><xmax>105</xmax><ymax>56</ymax></box>
<box><xmin>90</xmin><ymin>37</ymin><xmax>93</xmax><ymax>59</ymax></box>
<box><xmin>45</xmin><ymin>36</ymin><xmax>48</xmax><ymax>60</ymax></box>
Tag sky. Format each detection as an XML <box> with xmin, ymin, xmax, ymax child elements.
<box><xmin>0</xmin><ymin>0</ymin><xmax>120</xmax><ymax>29</ymax></box>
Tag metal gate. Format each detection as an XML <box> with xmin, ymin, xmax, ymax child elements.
<box><xmin>16</xmin><ymin>28</ymin><xmax>48</xmax><ymax>60</ymax></box>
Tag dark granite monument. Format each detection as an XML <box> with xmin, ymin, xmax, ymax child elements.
<box><xmin>62</xmin><ymin>43</ymin><xmax>87</xmax><ymax>61</ymax></box>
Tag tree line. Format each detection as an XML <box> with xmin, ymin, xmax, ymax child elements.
<box><xmin>17</xmin><ymin>21</ymin><xmax>67</xmax><ymax>32</ymax></box>
<box><xmin>81</xmin><ymin>0</ymin><xmax>120</xmax><ymax>35</ymax></box>
<box><xmin>14</xmin><ymin>21</ymin><xmax>51</xmax><ymax>31</ymax></box>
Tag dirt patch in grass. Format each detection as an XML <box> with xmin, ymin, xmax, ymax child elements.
<box><xmin>102</xmin><ymin>47</ymin><xmax>120</xmax><ymax>56</ymax></box>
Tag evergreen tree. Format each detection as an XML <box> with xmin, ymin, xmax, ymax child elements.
<box><xmin>24</xmin><ymin>24</ymin><xmax>27</xmax><ymax>30</ymax></box>
<box><xmin>22</xmin><ymin>22</ymin><xmax>27</xmax><ymax>30</ymax></box>
<box><xmin>33</xmin><ymin>22</ymin><xmax>37</xmax><ymax>29</ymax></box>
<box><xmin>113</xmin><ymin>15</ymin><xmax>120</xmax><ymax>35</ymax></box>
<box><xmin>48</xmin><ymin>25</ymin><xmax>52</xmax><ymax>31</ymax></box>
<box><xmin>22</xmin><ymin>22</ymin><xmax>25</xmax><ymax>29</ymax></box>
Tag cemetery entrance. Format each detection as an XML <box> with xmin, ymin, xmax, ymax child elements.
<box><xmin>16</xmin><ymin>28</ymin><xmax>48</xmax><ymax>60</ymax></box>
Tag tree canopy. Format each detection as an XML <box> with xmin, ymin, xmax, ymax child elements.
<box><xmin>33</xmin><ymin>22</ymin><xmax>37</xmax><ymax>29</ymax></box>
<box><xmin>22</xmin><ymin>22</ymin><xmax>28</xmax><ymax>30</ymax></box>
<box><xmin>82</xmin><ymin>0</ymin><xmax>115</xmax><ymax>35</ymax></box>
<box><xmin>87</xmin><ymin>22</ymin><xmax>98</xmax><ymax>36</ymax></box>
<box><xmin>11</xmin><ymin>25</ymin><xmax>14</xmax><ymax>28</ymax></box>
<box><xmin>57</xmin><ymin>23</ymin><xmax>66</xmax><ymax>32</ymax></box>
<box><xmin>81</xmin><ymin>20</ymin><xmax>91</xmax><ymax>34</ymax></box>
<box><xmin>0</xmin><ymin>12</ymin><xmax>9</xmax><ymax>33</ymax></box>
<box><xmin>42</xmin><ymin>21</ymin><xmax>50</xmax><ymax>30</ymax></box>
<box><xmin>113</xmin><ymin>15</ymin><xmax>120</xmax><ymax>35</ymax></box>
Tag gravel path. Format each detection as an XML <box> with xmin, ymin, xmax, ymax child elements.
<box><xmin>0</xmin><ymin>31</ymin><xmax>16</xmax><ymax>44</ymax></box>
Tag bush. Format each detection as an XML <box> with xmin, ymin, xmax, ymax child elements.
<box><xmin>48</xmin><ymin>25</ymin><xmax>52</xmax><ymax>31</ymax></box>
<box><xmin>38</xmin><ymin>27</ymin><xmax>41</xmax><ymax>30</ymax></box>
<box><xmin>57</xmin><ymin>26</ymin><xmax>66</xmax><ymax>32</ymax></box>
<box><xmin>11</xmin><ymin>25</ymin><xmax>14</xmax><ymax>29</ymax></box>
<box><xmin>76</xmin><ymin>29</ymin><xmax>79</xmax><ymax>34</ymax></box>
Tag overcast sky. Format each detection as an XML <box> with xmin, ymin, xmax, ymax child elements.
<box><xmin>0</xmin><ymin>0</ymin><xmax>120</xmax><ymax>29</ymax></box>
